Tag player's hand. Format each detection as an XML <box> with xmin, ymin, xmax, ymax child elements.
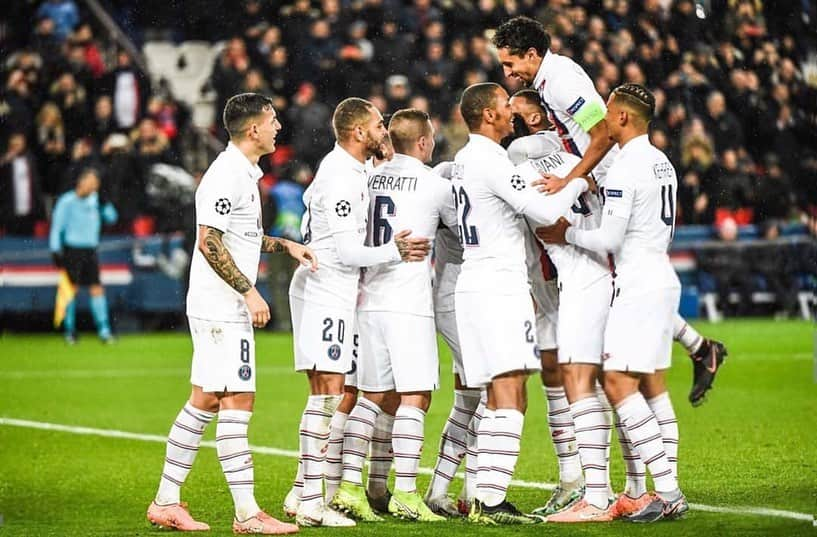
<box><xmin>52</xmin><ymin>252</ymin><xmax>64</xmax><ymax>268</ymax></box>
<box><xmin>243</xmin><ymin>287</ymin><xmax>271</xmax><ymax>328</ymax></box>
<box><xmin>532</xmin><ymin>173</ymin><xmax>569</xmax><ymax>194</ymax></box>
<box><xmin>394</xmin><ymin>229</ymin><xmax>431</xmax><ymax>262</ymax></box>
<box><xmin>536</xmin><ymin>217</ymin><xmax>571</xmax><ymax>245</ymax></box>
<box><xmin>286</xmin><ymin>241</ymin><xmax>318</xmax><ymax>272</ymax></box>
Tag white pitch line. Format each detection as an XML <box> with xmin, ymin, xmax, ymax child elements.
<box><xmin>0</xmin><ymin>417</ymin><xmax>813</xmax><ymax>523</ymax></box>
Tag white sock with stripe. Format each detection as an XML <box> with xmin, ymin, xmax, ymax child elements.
<box><xmin>428</xmin><ymin>389</ymin><xmax>480</xmax><ymax>498</ymax></box>
<box><xmin>324</xmin><ymin>410</ymin><xmax>348</xmax><ymax>501</ymax></box>
<box><xmin>367</xmin><ymin>411</ymin><xmax>394</xmax><ymax>498</ymax></box>
<box><xmin>474</xmin><ymin>408</ymin><xmax>496</xmax><ymax>504</ymax></box>
<box><xmin>595</xmin><ymin>383</ymin><xmax>614</xmax><ymax>499</ymax></box>
<box><xmin>544</xmin><ymin>386</ymin><xmax>582</xmax><ymax>484</ymax></box>
<box><xmin>298</xmin><ymin>395</ymin><xmax>341</xmax><ymax>510</ymax></box>
<box><xmin>341</xmin><ymin>397</ymin><xmax>381</xmax><ymax>485</ymax></box>
<box><xmin>463</xmin><ymin>393</ymin><xmax>486</xmax><ymax>502</ymax></box>
<box><xmin>156</xmin><ymin>402</ymin><xmax>215</xmax><ymax>505</ymax></box>
<box><xmin>647</xmin><ymin>392</ymin><xmax>679</xmax><ymax>479</ymax></box>
<box><xmin>673</xmin><ymin>313</ymin><xmax>704</xmax><ymax>354</ymax></box>
<box><xmin>615</xmin><ymin>413</ymin><xmax>647</xmax><ymax>497</ymax></box>
<box><xmin>479</xmin><ymin>408</ymin><xmax>523</xmax><ymax>508</ymax></box>
<box><xmin>290</xmin><ymin>459</ymin><xmax>304</xmax><ymax>499</ymax></box>
<box><xmin>392</xmin><ymin>405</ymin><xmax>426</xmax><ymax>493</ymax></box>
<box><xmin>216</xmin><ymin>409</ymin><xmax>259</xmax><ymax>521</ymax></box>
<box><xmin>570</xmin><ymin>396</ymin><xmax>611</xmax><ymax>509</ymax></box>
<box><xmin>615</xmin><ymin>392</ymin><xmax>678</xmax><ymax>494</ymax></box>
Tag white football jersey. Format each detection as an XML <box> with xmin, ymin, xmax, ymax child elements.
<box><xmin>452</xmin><ymin>134</ymin><xmax>585</xmax><ymax>294</ymax></box>
<box><xmin>431</xmin><ymin>161</ymin><xmax>462</xmax><ymax>314</ymax></box>
<box><xmin>603</xmin><ymin>135</ymin><xmax>680</xmax><ymax>291</ymax></box>
<box><xmin>289</xmin><ymin>144</ymin><xmax>369</xmax><ymax>309</ymax></box>
<box><xmin>533</xmin><ymin>50</ymin><xmax>619</xmax><ymax>184</ymax></box>
<box><xmin>359</xmin><ymin>154</ymin><xmax>457</xmax><ymax>316</ymax></box>
<box><xmin>521</xmin><ymin>141</ymin><xmax>609</xmax><ymax>290</ymax></box>
<box><xmin>187</xmin><ymin>143</ymin><xmax>263</xmax><ymax>322</ymax></box>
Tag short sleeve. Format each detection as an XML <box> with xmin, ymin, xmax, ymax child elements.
<box><xmin>602</xmin><ymin>164</ymin><xmax>635</xmax><ymax>220</ymax></box>
<box><xmin>549</xmin><ymin>70</ymin><xmax>606</xmax><ymax>133</ymax></box>
<box><xmin>323</xmin><ymin>175</ymin><xmax>363</xmax><ymax>235</ymax></box>
<box><xmin>196</xmin><ymin>169</ymin><xmax>236</xmax><ymax>232</ymax></box>
<box><xmin>485</xmin><ymin>159</ymin><xmax>543</xmax><ymax>215</ymax></box>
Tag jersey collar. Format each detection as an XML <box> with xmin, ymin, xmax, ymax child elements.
<box><xmin>619</xmin><ymin>134</ymin><xmax>651</xmax><ymax>153</ymax></box>
<box><xmin>333</xmin><ymin>143</ymin><xmax>366</xmax><ymax>174</ymax></box>
<box><xmin>467</xmin><ymin>133</ymin><xmax>507</xmax><ymax>156</ymax></box>
<box><xmin>389</xmin><ymin>153</ymin><xmax>424</xmax><ymax>169</ymax></box>
<box><xmin>226</xmin><ymin>142</ymin><xmax>264</xmax><ymax>183</ymax></box>
<box><xmin>532</xmin><ymin>50</ymin><xmax>554</xmax><ymax>93</ymax></box>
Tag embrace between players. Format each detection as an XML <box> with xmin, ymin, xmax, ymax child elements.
<box><xmin>145</xmin><ymin>16</ymin><xmax>727</xmax><ymax>533</ymax></box>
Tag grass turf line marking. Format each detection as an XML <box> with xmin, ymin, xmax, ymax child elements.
<box><xmin>1</xmin><ymin>417</ymin><xmax>813</xmax><ymax>523</ymax></box>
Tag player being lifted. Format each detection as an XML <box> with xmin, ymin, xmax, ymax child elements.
<box><xmin>147</xmin><ymin>93</ymin><xmax>315</xmax><ymax>534</ymax></box>
<box><xmin>539</xmin><ymin>83</ymin><xmax>689</xmax><ymax>522</ymax></box>
<box><xmin>508</xmin><ymin>88</ymin><xmax>611</xmax><ymax>519</ymax></box>
<box><xmin>330</xmin><ymin>108</ymin><xmax>457</xmax><ymax>522</ymax></box>
<box><xmin>287</xmin><ymin>97</ymin><xmax>430</xmax><ymax>527</ymax></box>
<box><xmin>452</xmin><ymin>82</ymin><xmax>593</xmax><ymax>525</ymax></box>
<box><xmin>492</xmin><ymin>16</ymin><xmax>726</xmax><ymax>406</ymax></box>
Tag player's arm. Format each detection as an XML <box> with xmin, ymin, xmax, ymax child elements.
<box><xmin>564</xmin><ymin>121</ymin><xmax>616</xmax><ymax>180</ymax></box>
<box><xmin>49</xmin><ymin>196</ymin><xmax>67</xmax><ymax>266</ymax></box>
<box><xmin>507</xmin><ymin>134</ymin><xmax>563</xmax><ymax>166</ymax></box>
<box><xmin>333</xmin><ymin>230</ymin><xmax>429</xmax><ymax>267</ymax></box>
<box><xmin>199</xmin><ymin>225</ymin><xmax>269</xmax><ymax>327</ymax></box>
<box><xmin>261</xmin><ymin>236</ymin><xmax>318</xmax><ymax>272</ymax></box>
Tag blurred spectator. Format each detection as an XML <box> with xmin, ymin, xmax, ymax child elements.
<box><xmin>48</xmin><ymin>72</ymin><xmax>87</xmax><ymax>145</ymax></box>
<box><xmin>34</xmin><ymin>101</ymin><xmax>67</xmax><ymax>196</ymax></box>
<box><xmin>132</xmin><ymin>117</ymin><xmax>177</xmax><ymax>166</ymax></box>
<box><xmin>754</xmin><ymin>154</ymin><xmax>796</xmax><ymax>229</ymax></box>
<box><xmin>60</xmin><ymin>137</ymin><xmax>98</xmax><ymax>195</ymax></box>
<box><xmin>37</xmin><ymin>0</ymin><xmax>80</xmax><ymax>42</ymax></box>
<box><xmin>105</xmin><ymin>50</ymin><xmax>149</xmax><ymax>131</ymax></box>
<box><xmin>91</xmin><ymin>95</ymin><xmax>116</xmax><ymax>145</ymax></box>
<box><xmin>0</xmin><ymin>133</ymin><xmax>44</xmax><ymax>235</ymax></box>
<box><xmin>100</xmin><ymin>133</ymin><xmax>145</xmax><ymax>230</ymax></box>
<box><xmin>697</xmin><ymin>218</ymin><xmax>754</xmax><ymax>317</ymax></box>
<box><xmin>705</xmin><ymin>91</ymin><xmax>744</xmax><ymax>153</ymax></box>
<box><xmin>285</xmin><ymin>83</ymin><xmax>332</xmax><ymax>169</ymax></box>
<box><xmin>710</xmin><ymin>149</ymin><xmax>754</xmax><ymax>225</ymax></box>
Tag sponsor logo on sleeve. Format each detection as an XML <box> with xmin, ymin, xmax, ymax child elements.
<box><xmin>335</xmin><ymin>200</ymin><xmax>352</xmax><ymax>217</ymax></box>
<box><xmin>566</xmin><ymin>97</ymin><xmax>586</xmax><ymax>116</ymax></box>
<box><xmin>215</xmin><ymin>198</ymin><xmax>232</xmax><ymax>215</ymax></box>
<box><xmin>606</xmin><ymin>189</ymin><xmax>623</xmax><ymax>198</ymax></box>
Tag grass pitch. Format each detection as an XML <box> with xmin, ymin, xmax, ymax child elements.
<box><xmin>0</xmin><ymin>319</ymin><xmax>815</xmax><ymax>536</ymax></box>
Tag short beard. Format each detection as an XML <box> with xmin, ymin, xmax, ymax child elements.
<box><xmin>365</xmin><ymin>132</ymin><xmax>385</xmax><ymax>160</ymax></box>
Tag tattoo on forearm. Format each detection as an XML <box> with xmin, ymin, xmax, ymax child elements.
<box><xmin>395</xmin><ymin>236</ymin><xmax>410</xmax><ymax>259</ymax></box>
<box><xmin>262</xmin><ymin>236</ymin><xmax>288</xmax><ymax>253</ymax></box>
<box><xmin>202</xmin><ymin>227</ymin><xmax>252</xmax><ymax>294</ymax></box>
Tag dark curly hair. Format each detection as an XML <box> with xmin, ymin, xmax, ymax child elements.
<box><xmin>611</xmin><ymin>83</ymin><xmax>655</xmax><ymax>122</ymax></box>
<box><xmin>492</xmin><ymin>16</ymin><xmax>551</xmax><ymax>57</ymax></box>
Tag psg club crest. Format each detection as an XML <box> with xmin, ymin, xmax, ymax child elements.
<box><xmin>510</xmin><ymin>174</ymin><xmax>525</xmax><ymax>191</ymax></box>
<box><xmin>215</xmin><ymin>198</ymin><xmax>232</xmax><ymax>215</ymax></box>
<box><xmin>328</xmin><ymin>344</ymin><xmax>342</xmax><ymax>360</ymax></box>
<box><xmin>238</xmin><ymin>365</ymin><xmax>252</xmax><ymax>380</ymax></box>
<box><xmin>335</xmin><ymin>200</ymin><xmax>352</xmax><ymax>217</ymax></box>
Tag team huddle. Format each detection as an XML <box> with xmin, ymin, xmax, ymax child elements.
<box><xmin>145</xmin><ymin>16</ymin><xmax>727</xmax><ymax>534</ymax></box>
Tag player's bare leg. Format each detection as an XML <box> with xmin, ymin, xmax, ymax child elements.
<box><xmin>426</xmin><ymin>374</ymin><xmax>480</xmax><ymax>517</ymax></box>
<box><xmin>294</xmin><ymin>371</ymin><xmax>354</xmax><ymax>527</ymax></box>
<box><xmin>673</xmin><ymin>314</ymin><xmax>727</xmax><ymax>406</ymax></box>
<box><xmin>469</xmin><ymin>371</ymin><xmax>542</xmax><ymax>525</ymax></box>
<box><xmin>546</xmin><ymin>364</ymin><xmax>613</xmax><ymax>522</ymax></box>
<box><xmin>531</xmin><ymin>349</ymin><xmax>584</xmax><ymax>516</ymax></box>
<box><xmin>604</xmin><ymin>371</ymin><xmax>687</xmax><ymax>523</ymax></box>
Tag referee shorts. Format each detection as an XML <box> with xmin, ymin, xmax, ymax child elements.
<box><xmin>63</xmin><ymin>247</ymin><xmax>101</xmax><ymax>286</ymax></box>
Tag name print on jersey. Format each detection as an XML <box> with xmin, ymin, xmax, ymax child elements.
<box><xmin>531</xmin><ymin>152</ymin><xmax>566</xmax><ymax>174</ymax></box>
<box><xmin>368</xmin><ymin>174</ymin><xmax>419</xmax><ymax>192</ymax></box>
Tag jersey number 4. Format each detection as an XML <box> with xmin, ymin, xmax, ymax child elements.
<box><xmin>660</xmin><ymin>184</ymin><xmax>675</xmax><ymax>236</ymax></box>
<box><xmin>452</xmin><ymin>186</ymin><xmax>479</xmax><ymax>246</ymax></box>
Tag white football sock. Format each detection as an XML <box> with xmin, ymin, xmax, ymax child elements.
<box><xmin>615</xmin><ymin>413</ymin><xmax>647</xmax><ymax>497</ymax></box>
<box><xmin>298</xmin><ymin>395</ymin><xmax>341</xmax><ymax>510</ymax></box>
<box><xmin>216</xmin><ymin>409</ymin><xmax>260</xmax><ymax>521</ymax></box>
<box><xmin>673</xmin><ymin>313</ymin><xmax>704</xmax><ymax>354</ymax></box>
<box><xmin>290</xmin><ymin>459</ymin><xmax>303</xmax><ymax>499</ymax></box>
<box><xmin>570</xmin><ymin>396</ymin><xmax>611</xmax><ymax>509</ymax></box>
<box><xmin>595</xmin><ymin>383</ymin><xmax>614</xmax><ymax>498</ymax></box>
<box><xmin>324</xmin><ymin>410</ymin><xmax>348</xmax><ymax>501</ymax></box>
<box><xmin>479</xmin><ymin>408</ymin><xmax>523</xmax><ymax>508</ymax></box>
<box><xmin>474</xmin><ymin>408</ymin><xmax>496</xmax><ymax>504</ymax></box>
<box><xmin>341</xmin><ymin>397</ymin><xmax>381</xmax><ymax>485</ymax></box>
<box><xmin>544</xmin><ymin>386</ymin><xmax>582</xmax><ymax>484</ymax></box>
<box><xmin>367</xmin><ymin>411</ymin><xmax>394</xmax><ymax>498</ymax></box>
<box><xmin>156</xmin><ymin>403</ymin><xmax>215</xmax><ymax>505</ymax></box>
<box><xmin>463</xmin><ymin>393</ymin><xmax>486</xmax><ymax>501</ymax></box>
<box><xmin>392</xmin><ymin>405</ymin><xmax>426</xmax><ymax>493</ymax></box>
<box><xmin>428</xmin><ymin>389</ymin><xmax>480</xmax><ymax>498</ymax></box>
<box><xmin>615</xmin><ymin>392</ymin><xmax>678</xmax><ymax>494</ymax></box>
<box><xmin>647</xmin><ymin>392</ymin><xmax>679</xmax><ymax>480</ymax></box>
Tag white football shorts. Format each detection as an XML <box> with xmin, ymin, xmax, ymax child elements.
<box><xmin>356</xmin><ymin>311</ymin><xmax>439</xmax><ymax>393</ymax></box>
<box><xmin>603</xmin><ymin>286</ymin><xmax>681</xmax><ymax>374</ymax></box>
<box><xmin>557</xmin><ymin>275</ymin><xmax>611</xmax><ymax>365</ymax></box>
<box><xmin>455</xmin><ymin>291</ymin><xmax>541</xmax><ymax>388</ymax></box>
<box><xmin>189</xmin><ymin>316</ymin><xmax>256</xmax><ymax>393</ymax></box>
<box><xmin>290</xmin><ymin>296</ymin><xmax>355</xmax><ymax>375</ymax></box>
<box><xmin>532</xmin><ymin>278</ymin><xmax>559</xmax><ymax>351</ymax></box>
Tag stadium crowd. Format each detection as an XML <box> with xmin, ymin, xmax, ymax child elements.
<box><xmin>1</xmin><ymin>0</ymin><xmax>816</xmax><ymax>239</ymax></box>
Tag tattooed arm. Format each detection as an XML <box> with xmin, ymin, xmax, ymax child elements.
<box><xmin>198</xmin><ymin>225</ymin><xmax>270</xmax><ymax>327</ymax></box>
<box><xmin>262</xmin><ymin>235</ymin><xmax>319</xmax><ymax>272</ymax></box>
